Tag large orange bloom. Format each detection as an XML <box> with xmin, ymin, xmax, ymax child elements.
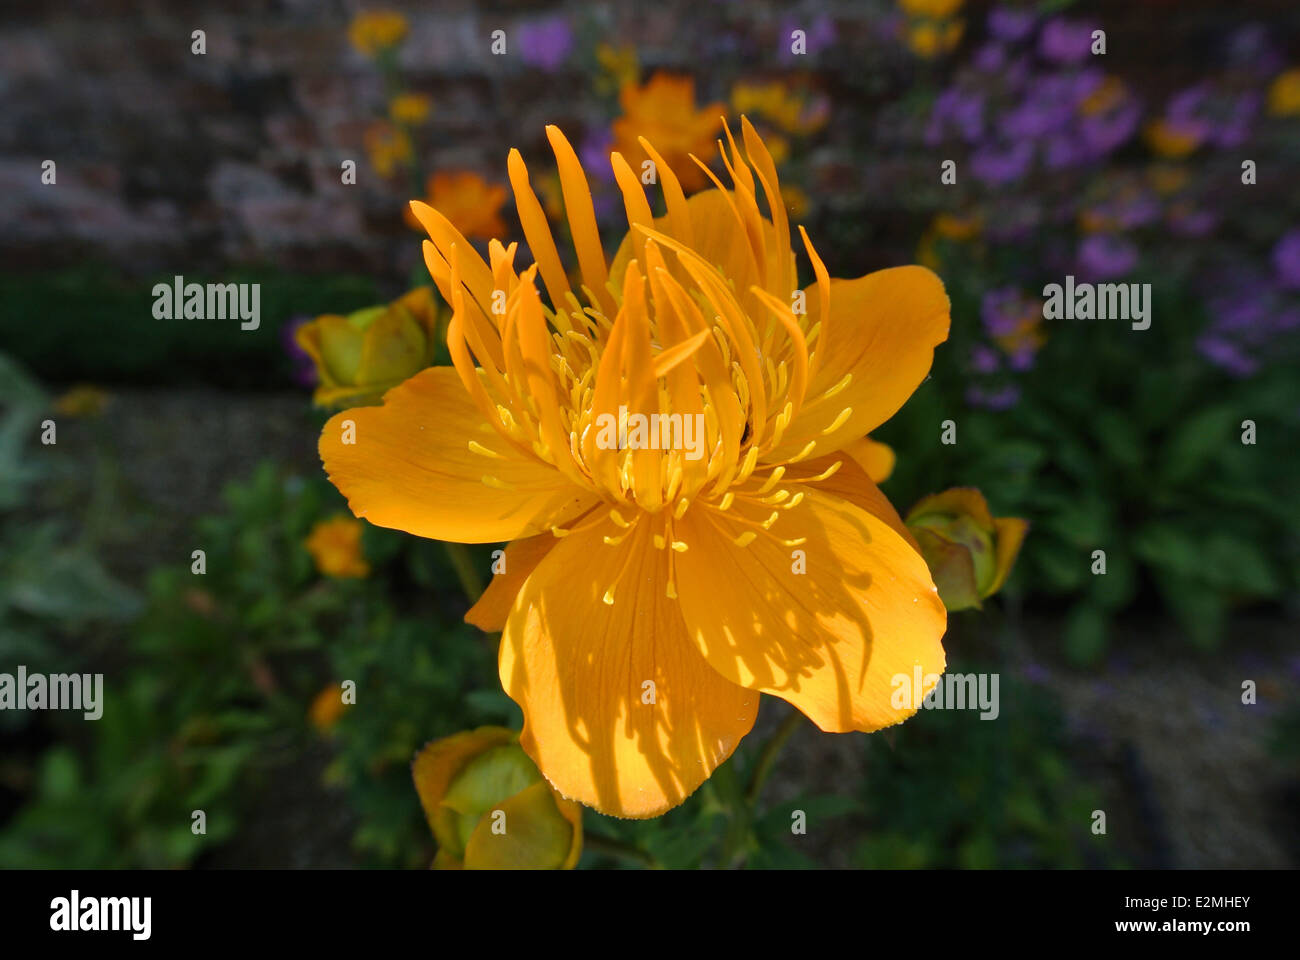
<box><xmin>611</xmin><ymin>73</ymin><xmax>725</xmax><ymax>192</ymax></box>
<box><xmin>320</xmin><ymin>119</ymin><xmax>951</xmax><ymax>818</ymax></box>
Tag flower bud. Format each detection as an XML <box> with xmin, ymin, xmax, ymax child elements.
<box><xmin>413</xmin><ymin>727</ymin><xmax>582</xmax><ymax>870</ymax></box>
<box><xmin>296</xmin><ymin>288</ymin><xmax>441</xmax><ymax>408</ymax></box>
<box><xmin>905</xmin><ymin>488</ymin><xmax>1027</xmax><ymax>611</ymax></box>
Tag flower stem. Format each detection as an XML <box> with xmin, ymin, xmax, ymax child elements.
<box><xmin>746</xmin><ymin>709</ymin><xmax>803</xmax><ymax>804</ymax></box>
<box><xmin>442</xmin><ymin>542</ymin><xmax>484</xmax><ymax>602</ymax></box>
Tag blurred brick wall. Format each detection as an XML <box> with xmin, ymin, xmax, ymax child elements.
<box><xmin>1</xmin><ymin>0</ymin><xmax>1294</xmax><ymax>280</ymax></box>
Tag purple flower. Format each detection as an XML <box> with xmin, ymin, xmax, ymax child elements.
<box><xmin>282</xmin><ymin>316</ymin><xmax>317</xmax><ymax>387</ymax></box>
<box><xmin>966</xmin><ymin>384</ymin><xmax>1022</xmax><ymax>410</ymax></box>
<box><xmin>1225</xmin><ymin>23</ymin><xmax>1284</xmax><ymax>77</ymax></box>
<box><xmin>1271</xmin><ymin>229</ymin><xmax>1300</xmax><ymax>289</ymax></box>
<box><xmin>926</xmin><ymin>87</ymin><xmax>984</xmax><ymax>145</ymax></box>
<box><xmin>517</xmin><ymin>15</ymin><xmax>573</xmax><ymax>71</ymax></box>
<box><xmin>970</xmin><ymin>344</ymin><xmax>1001</xmax><ymax>374</ymax></box>
<box><xmin>971</xmin><ymin>140</ymin><xmax>1033</xmax><ymax>185</ymax></box>
<box><xmin>1166</xmin><ymin>205</ymin><xmax>1217</xmax><ymax>238</ymax></box>
<box><xmin>1197</xmin><ymin>335</ymin><xmax>1258</xmax><ymax>377</ymax></box>
<box><xmin>973</xmin><ymin>42</ymin><xmax>1007</xmax><ymax>73</ymax></box>
<box><xmin>579</xmin><ymin>130</ymin><xmax>615</xmax><ymax>183</ymax></box>
<box><xmin>1080</xmin><ymin>100</ymin><xmax>1140</xmax><ymax>157</ymax></box>
<box><xmin>779</xmin><ymin>14</ymin><xmax>836</xmax><ymax>62</ymax></box>
<box><xmin>1038</xmin><ymin>18</ymin><xmax>1095</xmax><ymax>64</ymax></box>
<box><xmin>1077</xmin><ymin>233</ymin><xmax>1138</xmax><ymax>280</ymax></box>
<box><xmin>988</xmin><ymin>6</ymin><xmax>1036</xmax><ymax>43</ymax></box>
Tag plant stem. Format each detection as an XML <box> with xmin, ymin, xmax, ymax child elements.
<box><xmin>746</xmin><ymin>709</ymin><xmax>803</xmax><ymax>804</ymax></box>
<box><xmin>442</xmin><ymin>542</ymin><xmax>484</xmax><ymax>602</ymax></box>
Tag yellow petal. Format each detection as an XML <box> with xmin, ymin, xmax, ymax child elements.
<box><xmin>499</xmin><ymin>513</ymin><xmax>759</xmax><ymax>818</ymax></box>
<box><xmin>988</xmin><ymin>516</ymin><xmax>1029</xmax><ymax>597</ymax></box>
<box><xmin>675</xmin><ymin>489</ymin><xmax>946</xmax><ymax>733</ymax></box>
<box><xmin>320</xmin><ymin>367</ymin><xmax>597</xmax><ymax>543</ymax></box>
<box><xmin>769</xmin><ymin>266</ymin><xmax>950</xmax><ymax>462</ymax></box>
<box><xmin>463</xmin><ymin>780</ymin><xmax>582</xmax><ymax>870</ymax></box>
<box><xmin>848</xmin><ymin>437</ymin><xmax>895</xmax><ymax>484</ymax></box>
<box><xmin>465</xmin><ymin>533</ymin><xmax>558</xmax><ymax>632</ymax></box>
<box><xmin>412</xmin><ymin>726</ymin><xmax>517</xmax><ymax>856</ymax></box>
<box><xmin>906</xmin><ymin>487</ymin><xmax>995</xmax><ymax>532</ymax></box>
<box><xmin>783</xmin><ymin>452</ymin><xmax>918</xmax><ymax>552</ymax></box>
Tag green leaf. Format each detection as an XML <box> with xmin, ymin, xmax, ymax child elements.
<box><xmin>1063</xmin><ymin>602</ymin><xmax>1108</xmax><ymax>665</ymax></box>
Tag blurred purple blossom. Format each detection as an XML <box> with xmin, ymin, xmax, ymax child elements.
<box><xmin>970</xmin><ymin>344</ymin><xmax>1001</xmax><ymax>374</ymax></box>
<box><xmin>926</xmin><ymin>88</ymin><xmax>984</xmax><ymax>145</ymax></box>
<box><xmin>988</xmin><ymin>6</ymin><xmax>1036</xmax><ymax>44</ymax></box>
<box><xmin>579</xmin><ymin>129</ymin><xmax>615</xmax><ymax>183</ymax></box>
<box><xmin>971</xmin><ymin>140</ymin><xmax>1033</xmax><ymax>185</ymax></box>
<box><xmin>282</xmin><ymin>316</ymin><xmax>316</xmax><ymax>387</ymax></box>
<box><xmin>1272</xmin><ymin>229</ymin><xmax>1300</xmax><ymax>289</ymax></box>
<box><xmin>966</xmin><ymin>384</ymin><xmax>1022</xmax><ymax>410</ymax></box>
<box><xmin>1078</xmin><ymin>233</ymin><xmax>1138</xmax><ymax>280</ymax></box>
<box><xmin>779</xmin><ymin>14</ymin><xmax>836</xmax><ymax>62</ymax></box>
<box><xmin>517</xmin><ymin>15</ymin><xmax>574</xmax><ymax>71</ymax></box>
<box><xmin>1038</xmin><ymin>18</ymin><xmax>1096</xmax><ymax>65</ymax></box>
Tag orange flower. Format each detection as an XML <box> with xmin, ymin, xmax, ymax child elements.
<box><xmin>611</xmin><ymin>73</ymin><xmax>725</xmax><ymax>191</ymax></box>
<box><xmin>404</xmin><ymin>171</ymin><xmax>507</xmax><ymax>238</ymax></box>
<box><xmin>1143</xmin><ymin>119</ymin><xmax>1201</xmax><ymax>159</ymax></box>
<box><xmin>319</xmin><ymin>120</ymin><xmax>950</xmax><ymax>818</ymax></box>
<box><xmin>304</xmin><ymin>515</ymin><xmax>370</xmax><ymax>578</ymax></box>
<box><xmin>309</xmin><ymin>685</ymin><xmax>348</xmax><ymax>733</ymax></box>
<box><xmin>1268</xmin><ymin>68</ymin><xmax>1300</xmax><ymax>116</ymax></box>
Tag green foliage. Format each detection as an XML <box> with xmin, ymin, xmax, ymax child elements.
<box><xmin>0</xmin><ymin>268</ymin><xmax>381</xmax><ymax>388</ymax></box>
<box><xmin>881</xmin><ymin>265</ymin><xmax>1300</xmax><ymax>663</ymax></box>
<box><xmin>0</xmin><ymin>448</ymin><xmax>501</xmax><ymax>868</ymax></box>
<box><xmin>854</xmin><ymin>672</ymin><xmax>1115</xmax><ymax>869</ymax></box>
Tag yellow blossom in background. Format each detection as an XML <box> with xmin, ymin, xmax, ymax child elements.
<box><xmin>319</xmin><ymin>118</ymin><xmax>951</xmax><ymax>817</ymax></box>
<box><xmin>917</xmin><ymin>213</ymin><xmax>981</xmax><ymax>270</ymax></box>
<box><xmin>1267</xmin><ymin>68</ymin><xmax>1300</xmax><ymax>116</ymax></box>
<box><xmin>905</xmin><ymin>489</ymin><xmax>1026</xmax><ymax>611</ymax></box>
<box><xmin>388</xmin><ymin>92</ymin><xmax>432</xmax><ymax>125</ymax></box>
<box><xmin>932</xmin><ymin>212</ymin><xmax>981</xmax><ymax>241</ymax></box>
<box><xmin>1146</xmin><ymin>163</ymin><xmax>1189</xmax><ymax>196</ymax></box>
<box><xmin>304</xmin><ymin>515</ymin><xmax>370</xmax><ymax>578</ymax></box>
<box><xmin>413</xmin><ymin>728</ymin><xmax>582</xmax><ymax>869</ymax></box>
<box><xmin>898</xmin><ymin>0</ymin><xmax>964</xmax><ymax>16</ymax></box>
<box><xmin>364</xmin><ymin>121</ymin><xmax>414</xmax><ymax>179</ymax></box>
<box><xmin>611</xmin><ymin>73</ymin><xmax>725</xmax><ymax>191</ymax></box>
<box><xmin>906</xmin><ymin>19</ymin><xmax>965</xmax><ymax>59</ymax></box>
<box><xmin>348</xmin><ymin>9</ymin><xmax>408</xmax><ymax>57</ymax></box>
<box><xmin>404</xmin><ymin>171</ymin><xmax>507</xmax><ymax>237</ymax></box>
<box><xmin>1143</xmin><ymin>119</ymin><xmax>1201</xmax><ymax>159</ymax></box>
<box><xmin>296</xmin><ymin>287</ymin><xmax>442</xmax><ymax>408</ymax></box>
<box><xmin>309</xmin><ymin>685</ymin><xmax>348</xmax><ymax>734</ymax></box>
<box><xmin>594</xmin><ymin>43</ymin><xmax>639</xmax><ymax>97</ymax></box>
<box><xmin>730</xmin><ymin>81</ymin><xmax>828</xmax><ymax>135</ymax></box>
<box><xmin>1080</xmin><ymin>76</ymin><xmax>1128</xmax><ymax>117</ymax></box>
<box><xmin>53</xmin><ymin>385</ymin><xmax>110</xmax><ymax>418</ymax></box>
